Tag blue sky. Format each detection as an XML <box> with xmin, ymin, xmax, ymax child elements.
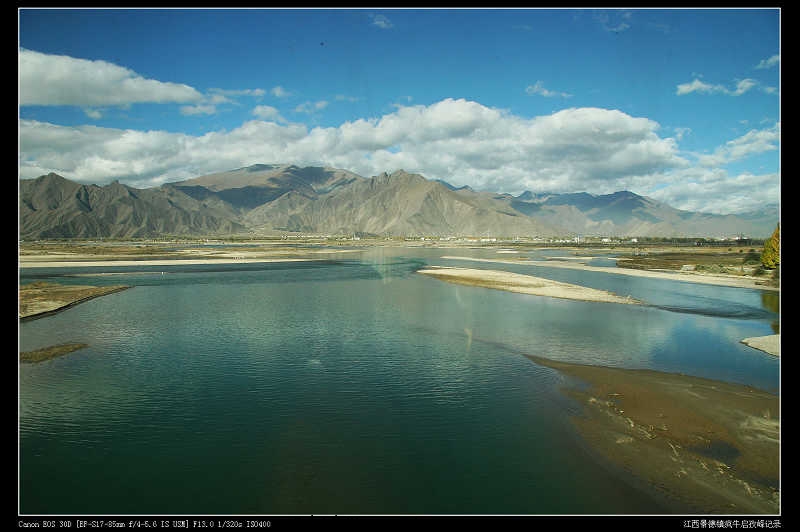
<box><xmin>19</xmin><ymin>8</ymin><xmax>780</xmax><ymax>215</ymax></box>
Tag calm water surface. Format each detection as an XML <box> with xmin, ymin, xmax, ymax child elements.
<box><xmin>19</xmin><ymin>247</ymin><xmax>779</xmax><ymax>514</ymax></box>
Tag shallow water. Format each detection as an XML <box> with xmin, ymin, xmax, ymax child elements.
<box><xmin>18</xmin><ymin>247</ymin><xmax>779</xmax><ymax>514</ymax></box>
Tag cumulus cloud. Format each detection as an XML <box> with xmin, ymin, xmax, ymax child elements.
<box><xmin>19</xmin><ymin>99</ymin><xmax>689</xmax><ymax>197</ymax></box>
<box><xmin>755</xmin><ymin>54</ymin><xmax>780</xmax><ymax>69</ymax></box>
<box><xmin>19</xmin><ymin>49</ymin><xmax>204</xmax><ymax>107</ymax></box>
<box><xmin>525</xmin><ymin>81</ymin><xmax>572</xmax><ymax>98</ymax></box>
<box><xmin>20</xmin><ymin>99</ymin><xmax>778</xmax><ymax>214</ymax></box>
<box><xmin>696</xmin><ymin>123</ymin><xmax>780</xmax><ymax>167</ymax></box>
<box><xmin>648</xmin><ymin>168</ymin><xmax>780</xmax><ymax>215</ymax></box>
<box><xmin>252</xmin><ymin>105</ymin><xmax>285</xmax><ymax>122</ymax></box>
<box><xmin>270</xmin><ymin>86</ymin><xmax>291</xmax><ymax>98</ymax></box>
<box><xmin>676</xmin><ymin>77</ymin><xmax>760</xmax><ymax>96</ymax></box>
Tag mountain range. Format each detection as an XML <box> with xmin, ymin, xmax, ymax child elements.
<box><xmin>19</xmin><ymin>164</ymin><xmax>779</xmax><ymax>239</ymax></box>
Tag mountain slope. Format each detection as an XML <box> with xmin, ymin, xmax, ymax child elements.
<box><xmin>20</xmin><ymin>173</ymin><xmax>245</xmax><ymax>239</ymax></box>
<box><xmin>172</xmin><ymin>164</ymin><xmax>362</xmax><ymax>209</ymax></box>
<box><xmin>19</xmin><ymin>166</ymin><xmax>779</xmax><ymax>239</ymax></box>
<box><xmin>244</xmin><ymin>170</ymin><xmax>559</xmax><ymax>237</ymax></box>
<box><xmin>508</xmin><ymin>190</ymin><xmax>777</xmax><ymax>238</ymax></box>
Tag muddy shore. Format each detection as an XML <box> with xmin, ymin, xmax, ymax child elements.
<box><xmin>526</xmin><ymin>354</ymin><xmax>779</xmax><ymax>514</ymax></box>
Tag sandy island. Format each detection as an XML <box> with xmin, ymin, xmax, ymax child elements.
<box><xmin>19</xmin><ymin>282</ymin><xmax>131</xmax><ymax>362</ymax></box>
<box><xmin>417</xmin><ymin>266</ymin><xmax>641</xmax><ymax>305</ymax></box>
<box><xmin>441</xmin><ymin>256</ymin><xmax>780</xmax><ymax>291</ymax></box>
<box><xmin>525</xmin><ymin>353</ymin><xmax>779</xmax><ymax>514</ymax></box>
<box><xmin>19</xmin><ymin>282</ymin><xmax>130</xmax><ymax>321</ymax></box>
<box><xmin>18</xmin><ymin>245</ymin><xmax>362</xmax><ymax>269</ymax></box>
<box><xmin>20</xmin><ymin>343</ymin><xmax>89</xmax><ymax>363</ymax></box>
<box><xmin>741</xmin><ymin>335</ymin><xmax>780</xmax><ymax>357</ymax></box>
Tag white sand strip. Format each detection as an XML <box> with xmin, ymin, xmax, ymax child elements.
<box><xmin>741</xmin><ymin>335</ymin><xmax>780</xmax><ymax>357</ymax></box>
<box><xmin>441</xmin><ymin>256</ymin><xmax>779</xmax><ymax>291</ymax></box>
<box><xmin>19</xmin><ymin>257</ymin><xmax>325</xmax><ymax>268</ymax></box>
<box><xmin>418</xmin><ymin>266</ymin><xmax>640</xmax><ymax>305</ymax></box>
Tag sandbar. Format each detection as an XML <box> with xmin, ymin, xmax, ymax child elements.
<box><xmin>525</xmin><ymin>353</ymin><xmax>779</xmax><ymax>514</ymax></box>
<box><xmin>441</xmin><ymin>255</ymin><xmax>780</xmax><ymax>291</ymax></box>
<box><xmin>741</xmin><ymin>335</ymin><xmax>780</xmax><ymax>357</ymax></box>
<box><xmin>417</xmin><ymin>266</ymin><xmax>640</xmax><ymax>305</ymax></box>
<box><xmin>20</xmin><ymin>343</ymin><xmax>89</xmax><ymax>363</ymax></box>
<box><xmin>18</xmin><ymin>257</ymin><xmax>330</xmax><ymax>269</ymax></box>
<box><xmin>19</xmin><ymin>282</ymin><xmax>130</xmax><ymax>320</ymax></box>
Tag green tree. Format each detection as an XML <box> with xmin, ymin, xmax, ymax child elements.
<box><xmin>761</xmin><ymin>223</ymin><xmax>780</xmax><ymax>269</ymax></box>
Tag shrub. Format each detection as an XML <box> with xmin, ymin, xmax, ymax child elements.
<box><xmin>761</xmin><ymin>224</ymin><xmax>780</xmax><ymax>269</ymax></box>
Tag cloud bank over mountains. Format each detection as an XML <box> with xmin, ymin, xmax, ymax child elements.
<box><xmin>18</xmin><ymin>49</ymin><xmax>779</xmax><ymax>216</ymax></box>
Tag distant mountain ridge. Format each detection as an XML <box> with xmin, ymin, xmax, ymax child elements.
<box><xmin>19</xmin><ymin>164</ymin><xmax>779</xmax><ymax>239</ymax></box>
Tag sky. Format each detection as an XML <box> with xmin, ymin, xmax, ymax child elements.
<box><xmin>18</xmin><ymin>8</ymin><xmax>780</xmax><ymax>215</ymax></box>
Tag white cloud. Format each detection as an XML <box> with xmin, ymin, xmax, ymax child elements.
<box><xmin>696</xmin><ymin>123</ymin><xmax>780</xmax><ymax>167</ymax></box>
<box><xmin>673</xmin><ymin>127</ymin><xmax>691</xmax><ymax>141</ymax></box>
<box><xmin>294</xmin><ymin>100</ymin><xmax>328</xmax><ymax>114</ymax></box>
<box><xmin>525</xmin><ymin>81</ymin><xmax>572</xmax><ymax>98</ymax></box>
<box><xmin>19</xmin><ymin>49</ymin><xmax>203</xmax><ymax>107</ymax></box>
<box><xmin>270</xmin><ymin>86</ymin><xmax>291</xmax><ymax>98</ymax></box>
<box><xmin>84</xmin><ymin>108</ymin><xmax>103</xmax><ymax>120</ymax></box>
<box><xmin>676</xmin><ymin>79</ymin><xmax>727</xmax><ymax>95</ymax></box>
<box><xmin>732</xmin><ymin>78</ymin><xmax>758</xmax><ymax>96</ymax></box>
<box><xmin>210</xmin><ymin>88</ymin><xmax>265</xmax><ymax>98</ymax></box>
<box><xmin>370</xmin><ymin>14</ymin><xmax>393</xmax><ymax>29</ymax></box>
<box><xmin>755</xmin><ymin>54</ymin><xmax>780</xmax><ymax>69</ymax></box>
<box><xmin>19</xmin><ymin>99</ymin><xmax>687</xmax><ymax>197</ymax></box>
<box><xmin>180</xmin><ymin>104</ymin><xmax>218</xmax><ymax>116</ymax></box>
<box><xmin>648</xmin><ymin>168</ymin><xmax>780</xmax><ymax>215</ymax></box>
<box><xmin>252</xmin><ymin>105</ymin><xmax>285</xmax><ymax>122</ymax></box>
<box><xmin>19</xmin><ymin>98</ymin><xmax>778</xmax><ymax>215</ymax></box>
<box><xmin>676</xmin><ymin>77</ymin><xmax>760</xmax><ymax>96</ymax></box>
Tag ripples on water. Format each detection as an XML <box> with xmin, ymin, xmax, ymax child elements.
<box><xmin>19</xmin><ymin>250</ymin><xmax>778</xmax><ymax>514</ymax></box>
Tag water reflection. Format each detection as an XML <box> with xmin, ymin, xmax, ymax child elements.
<box><xmin>761</xmin><ymin>291</ymin><xmax>780</xmax><ymax>333</ymax></box>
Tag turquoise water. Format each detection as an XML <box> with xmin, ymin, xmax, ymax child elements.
<box><xmin>18</xmin><ymin>248</ymin><xmax>779</xmax><ymax>515</ymax></box>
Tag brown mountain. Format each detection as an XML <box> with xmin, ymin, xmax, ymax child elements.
<box><xmin>18</xmin><ymin>165</ymin><xmax>779</xmax><ymax>239</ymax></box>
<box><xmin>20</xmin><ymin>173</ymin><xmax>244</xmax><ymax>239</ymax></box>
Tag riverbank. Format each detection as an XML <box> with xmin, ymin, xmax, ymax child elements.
<box><xmin>441</xmin><ymin>256</ymin><xmax>780</xmax><ymax>291</ymax></box>
<box><xmin>417</xmin><ymin>266</ymin><xmax>641</xmax><ymax>305</ymax></box>
<box><xmin>526</xmin><ymin>353</ymin><xmax>779</xmax><ymax>514</ymax></box>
